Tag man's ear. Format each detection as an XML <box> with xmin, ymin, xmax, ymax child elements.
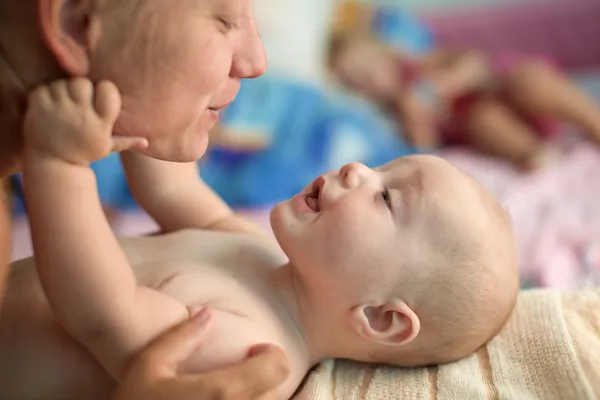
<box><xmin>38</xmin><ymin>0</ymin><xmax>103</xmax><ymax>76</ymax></box>
<box><xmin>351</xmin><ymin>299</ymin><xmax>420</xmax><ymax>346</ymax></box>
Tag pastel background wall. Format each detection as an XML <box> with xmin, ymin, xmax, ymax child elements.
<box><xmin>253</xmin><ymin>0</ymin><xmax>600</xmax><ymax>83</ymax></box>
<box><xmin>356</xmin><ymin>0</ymin><xmax>547</xmax><ymax>11</ymax></box>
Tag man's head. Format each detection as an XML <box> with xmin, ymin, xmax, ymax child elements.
<box><xmin>328</xmin><ymin>33</ymin><xmax>401</xmax><ymax>102</ymax></box>
<box><xmin>271</xmin><ymin>155</ymin><xmax>518</xmax><ymax>365</ymax></box>
<box><xmin>0</xmin><ymin>0</ymin><xmax>266</xmax><ymax>171</ymax></box>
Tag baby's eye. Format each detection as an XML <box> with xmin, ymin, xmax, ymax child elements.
<box><xmin>382</xmin><ymin>188</ymin><xmax>392</xmax><ymax>210</ymax></box>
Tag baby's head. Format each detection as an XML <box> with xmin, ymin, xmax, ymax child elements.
<box><xmin>270</xmin><ymin>155</ymin><xmax>518</xmax><ymax>366</ymax></box>
<box><xmin>328</xmin><ymin>32</ymin><xmax>402</xmax><ymax>103</ymax></box>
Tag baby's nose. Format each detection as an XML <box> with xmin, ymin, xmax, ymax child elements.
<box><xmin>339</xmin><ymin>162</ymin><xmax>368</xmax><ymax>188</ymax></box>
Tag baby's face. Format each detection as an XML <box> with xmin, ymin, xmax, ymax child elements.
<box><xmin>334</xmin><ymin>38</ymin><xmax>401</xmax><ymax>102</ymax></box>
<box><xmin>270</xmin><ymin>155</ymin><xmax>496</xmax><ymax>302</ymax></box>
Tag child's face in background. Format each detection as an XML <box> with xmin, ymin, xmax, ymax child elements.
<box><xmin>333</xmin><ymin>38</ymin><xmax>402</xmax><ymax>103</ymax></box>
<box><xmin>270</xmin><ymin>155</ymin><xmax>495</xmax><ymax>304</ymax></box>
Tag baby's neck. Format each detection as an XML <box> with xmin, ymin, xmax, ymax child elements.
<box><xmin>269</xmin><ymin>265</ymin><xmax>330</xmax><ymax>369</ymax></box>
<box><xmin>270</xmin><ymin>264</ymin><xmax>386</xmax><ymax>367</ymax></box>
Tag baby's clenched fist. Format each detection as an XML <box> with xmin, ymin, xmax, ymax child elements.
<box><xmin>23</xmin><ymin>78</ymin><xmax>147</xmax><ymax>165</ymax></box>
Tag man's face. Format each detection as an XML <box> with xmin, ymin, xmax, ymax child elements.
<box><xmin>90</xmin><ymin>0</ymin><xmax>267</xmax><ymax>162</ymax></box>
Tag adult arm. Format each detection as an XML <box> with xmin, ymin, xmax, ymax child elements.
<box><xmin>113</xmin><ymin>314</ymin><xmax>290</xmax><ymax>400</ymax></box>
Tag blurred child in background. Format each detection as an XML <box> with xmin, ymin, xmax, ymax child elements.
<box><xmin>328</xmin><ymin>33</ymin><xmax>600</xmax><ymax>170</ymax></box>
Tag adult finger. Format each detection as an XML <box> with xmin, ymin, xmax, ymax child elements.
<box><xmin>111</xmin><ymin>136</ymin><xmax>149</xmax><ymax>153</ymax></box>
<box><xmin>215</xmin><ymin>344</ymin><xmax>290</xmax><ymax>399</ymax></box>
<box><xmin>132</xmin><ymin>308</ymin><xmax>213</xmax><ymax>374</ymax></box>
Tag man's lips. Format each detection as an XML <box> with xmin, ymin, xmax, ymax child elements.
<box><xmin>208</xmin><ymin>101</ymin><xmax>233</xmax><ymax>112</ymax></box>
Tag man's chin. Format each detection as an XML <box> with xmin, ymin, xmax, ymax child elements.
<box><xmin>138</xmin><ymin>141</ymin><xmax>209</xmax><ymax>163</ymax></box>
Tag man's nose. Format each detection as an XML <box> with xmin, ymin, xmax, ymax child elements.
<box><xmin>230</xmin><ymin>12</ymin><xmax>267</xmax><ymax>79</ymax></box>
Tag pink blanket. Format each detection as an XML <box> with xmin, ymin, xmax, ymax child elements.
<box><xmin>442</xmin><ymin>138</ymin><xmax>600</xmax><ymax>290</ymax></box>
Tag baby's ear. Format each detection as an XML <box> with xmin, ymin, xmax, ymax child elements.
<box><xmin>351</xmin><ymin>299</ymin><xmax>420</xmax><ymax>346</ymax></box>
<box><xmin>38</xmin><ymin>0</ymin><xmax>103</xmax><ymax>75</ymax></box>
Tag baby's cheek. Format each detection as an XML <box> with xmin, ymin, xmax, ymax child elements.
<box><xmin>321</xmin><ymin>209</ymin><xmax>372</xmax><ymax>257</ymax></box>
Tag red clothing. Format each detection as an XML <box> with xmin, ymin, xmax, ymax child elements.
<box><xmin>397</xmin><ymin>55</ymin><xmax>560</xmax><ymax>145</ymax></box>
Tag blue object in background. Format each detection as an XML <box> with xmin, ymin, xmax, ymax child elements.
<box><xmin>89</xmin><ymin>153</ymin><xmax>138</xmax><ymax>209</ymax></box>
<box><xmin>200</xmin><ymin>74</ymin><xmax>332</xmax><ymax>207</ymax></box>
<box><xmin>371</xmin><ymin>6</ymin><xmax>434</xmax><ymax>56</ymax></box>
<box><xmin>10</xmin><ymin>175</ymin><xmax>26</xmax><ymax>215</ymax></box>
<box><xmin>201</xmin><ymin>74</ymin><xmax>415</xmax><ymax>207</ymax></box>
<box><xmin>10</xmin><ymin>152</ymin><xmax>136</xmax><ymax>215</ymax></box>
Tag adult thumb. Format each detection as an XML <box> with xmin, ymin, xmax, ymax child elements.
<box><xmin>134</xmin><ymin>308</ymin><xmax>213</xmax><ymax>373</ymax></box>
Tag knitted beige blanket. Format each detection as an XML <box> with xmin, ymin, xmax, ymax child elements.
<box><xmin>296</xmin><ymin>288</ymin><xmax>600</xmax><ymax>400</ymax></box>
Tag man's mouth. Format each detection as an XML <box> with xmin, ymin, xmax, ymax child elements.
<box><xmin>305</xmin><ymin>176</ymin><xmax>324</xmax><ymax>212</ymax></box>
<box><xmin>208</xmin><ymin>101</ymin><xmax>232</xmax><ymax>112</ymax></box>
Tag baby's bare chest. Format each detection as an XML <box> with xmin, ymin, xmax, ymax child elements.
<box><xmin>123</xmin><ymin>230</ymin><xmax>290</xmax><ymax>369</ymax></box>
<box><xmin>127</xmin><ymin>229</ymin><xmax>286</xmax><ymax>309</ymax></box>
<box><xmin>1</xmin><ymin>230</ymin><xmax>291</xmax><ymax>398</ymax></box>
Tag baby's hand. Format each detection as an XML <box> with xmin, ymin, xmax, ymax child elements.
<box><xmin>23</xmin><ymin>78</ymin><xmax>147</xmax><ymax>165</ymax></box>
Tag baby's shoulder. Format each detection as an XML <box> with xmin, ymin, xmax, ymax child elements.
<box><xmin>123</xmin><ymin>229</ymin><xmax>285</xmax><ymax>270</ymax></box>
<box><xmin>124</xmin><ymin>228</ymin><xmax>287</xmax><ymax>306</ymax></box>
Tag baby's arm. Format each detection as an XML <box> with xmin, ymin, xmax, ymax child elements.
<box><xmin>396</xmin><ymin>89</ymin><xmax>440</xmax><ymax>149</ymax></box>
<box><xmin>22</xmin><ymin>79</ymin><xmax>189</xmax><ymax>380</ymax></box>
<box><xmin>423</xmin><ymin>49</ymin><xmax>493</xmax><ymax>99</ymax></box>
<box><xmin>121</xmin><ymin>150</ymin><xmax>268</xmax><ymax>237</ymax></box>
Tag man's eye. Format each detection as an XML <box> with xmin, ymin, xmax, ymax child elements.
<box><xmin>218</xmin><ymin>18</ymin><xmax>236</xmax><ymax>32</ymax></box>
<box><xmin>382</xmin><ymin>188</ymin><xmax>392</xmax><ymax>209</ymax></box>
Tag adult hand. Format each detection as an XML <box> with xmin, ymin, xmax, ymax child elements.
<box><xmin>112</xmin><ymin>310</ymin><xmax>290</xmax><ymax>400</ymax></box>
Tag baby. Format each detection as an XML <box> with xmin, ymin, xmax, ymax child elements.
<box><xmin>0</xmin><ymin>79</ymin><xmax>519</xmax><ymax>399</ymax></box>
<box><xmin>329</xmin><ymin>33</ymin><xmax>600</xmax><ymax>170</ymax></box>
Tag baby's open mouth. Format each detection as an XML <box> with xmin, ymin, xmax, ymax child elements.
<box><xmin>305</xmin><ymin>177</ymin><xmax>323</xmax><ymax>212</ymax></box>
